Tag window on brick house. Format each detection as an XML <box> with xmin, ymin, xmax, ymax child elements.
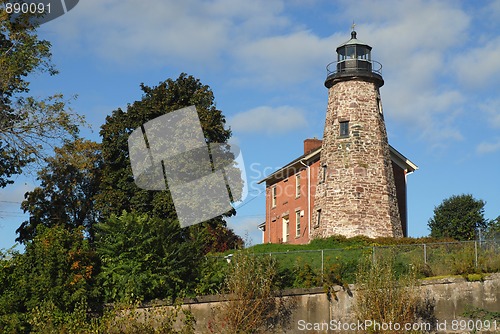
<box><xmin>271</xmin><ymin>186</ymin><xmax>277</xmax><ymax>207</ymax></box>
<box><xmin>295</xmin><ymin>173</ymin><xmax>301</xmax><ymax>198</ymax></box>
<box><xmin>295</xmin><ymin>210</ymin><xmax>301</xmax><ymax>237</ymax></box>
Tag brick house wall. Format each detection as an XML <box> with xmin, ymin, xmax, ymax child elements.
<box><xmin>259</xmin><ymin>139</ymin><xmax>416</xmax><ymax>244</ymax></box>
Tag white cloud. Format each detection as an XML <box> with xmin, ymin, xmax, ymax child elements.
<box><xmin>228</xmin><ymin>105</ymin><xmax>308</xmax><ymax>135</ymax></box>
<box><xmin>452</xmin><ymin>36</ymin><xmax>500</xmax><ymax>88</ymax></box>
<box><xmin>0</xmin><ymin>181</ymin><xmax>33</xmax><ymax>204</ymax></box>
<box><xmin>486</xmin><ymin>0</ymin><xmax>500</xmax><ymax>20</ymax></box>
<box><xmin>45</xmin><ymin>0</ymin><xmax>339</xmax><ymax>85</ymax></box>
<box><xmin>479</xmin><ymin>98</ymin><xmax>500</xmax><ymax>129</ymax></box>
<box><xmin>42</xmin><ymin>0</ymin><xmax>479</xmax><ymax>147</ymax></box>
<box><xmin>477</xmin><ymin>138</ymin><xmax>500</xmax><ymax>154</ymax></box>
<box><xmin>232</xmin><ymin>30</ymin><xmax>340</xmax><ymax>85</ymax></box>
<box><xmin>45</xmin><ymin>0</ymin><xmax>290</xmax><ymax>68</ymax></box>
<box><xmin>226</xmin><ymin>216</ymin><xmax>264</xmax><ymax>246</ymax></box>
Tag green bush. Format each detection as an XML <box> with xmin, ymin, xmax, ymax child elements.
<box><xmin>293</xmin><ymin>259</ymin><xmax>319</xmax><ymax>288</ymax></box>
<box><xmin>465</xmin><ymin>273</ymin><xmax>484</xmax><ymax>282</ymax></box>
<box><xmin>195</xmin><ymin>256</ymin><xmax>227</xmax><ymax>295</ymax></box>
<box><xmin>0</xmin><ymin>225</ymin><xmax>99</xmax><ymax>332</ymax></box>
<box><xmin>95</xmin><ymin>211</ymin><xmax>202</xmax><ymax>303</ymax></box>
<box><xmin>462</xmin><ymin>305</ymin><xmax>500</xmax><ymax>321</ymax></box>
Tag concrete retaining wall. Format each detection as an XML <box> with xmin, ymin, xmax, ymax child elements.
<box><xmin>139</xmin><ymin>273</ymin><xmax>500</xmax><ymax>333</ymax></box>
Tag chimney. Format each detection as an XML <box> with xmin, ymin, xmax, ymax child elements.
<box><xmin>304</xmin><ymin>138</ymin><xmax>322</xmax><ymax>154</ymax></box>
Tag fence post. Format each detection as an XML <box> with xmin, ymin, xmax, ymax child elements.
<box><xmin>423</xmin><ymin>244</ymin><xmax>427</xmax><ymax>264</ymax></box>
<box><xmin>474</xmin><ymin>241</ymin><xmax>478</xmax><ymax>268</ymax></box>
<box><xmin>372</xmin><ymin>246</ymin><xmax>376</xmax><ymax>264</ymax></box>
<box><xmin>321</xmin><ymin>250</ymin><xmax>324</xmax><ymax>284</ymax></box>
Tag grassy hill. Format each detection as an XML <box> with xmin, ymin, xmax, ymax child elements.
<box><xmin>206</xmin><ymin>235</ymin><xmax>500</xmax><ymax>289</ymax></box>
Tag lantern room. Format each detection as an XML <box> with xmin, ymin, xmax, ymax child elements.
<box><xmin>325</xmin><ymin>30</ymin><xmax>384</xmax><ymax>88</ymax></box>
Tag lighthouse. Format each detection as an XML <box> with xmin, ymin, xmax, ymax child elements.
<box><xmin>312</xmin><ymin>30</ymin><xmax>403</xmax><ymax>239</ymax></box>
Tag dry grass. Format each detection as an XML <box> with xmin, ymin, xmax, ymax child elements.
<box><xmin>354</xmin><ymin>257</ymin><xmax>433</xmax><ymax>334</ymax></box>
<box><xmin>208</xmin><ymin>252</ymin><xmax>296</xmax><ymax>334</ymax></box>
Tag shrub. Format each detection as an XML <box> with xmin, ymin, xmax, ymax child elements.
<box><xmin>293</xmin><ymin>259</ymin><xmax>319</xmax><ymax>288</ymax></box>
<box><xmin>26</xmin><ymin>299</ymin><xmax>195</xmax><ymax>333</ymax></box>
<box><xmin>194</xmin><ymin>256</ymin><xmax>227</xmax><ymax>295</ymax></box>
<box><xmin>354</xmin><ymin>256</ymin><xmax>431</xmax><ymax>334</ymax></box>
<box><xmin>465</xmin><ymin>273</ymin><xmax>484</xmax><ymax>282</ymax></box>
<box><xmin>462</xmin><ymin>305</ymin><xmax>500</xmax><ymax>321</ymax></box>
<box><xmin>450</xmin><ymin>247</ymin><xmax>477</xmax><ymax>275</ymax></box>
<box><xmin>99</xmin><ymin>301</ymin><xmax>195</xmax><ymax>334</ymax></box>
<box><xmin>95</xmin><ymin>211</ymin><xmax>202</xmax><ymax>303</ymax></box>
<box><xmin>208</xmin><ymin>252</ymin><xmax>296</xmax><ymax>333</ymax></box>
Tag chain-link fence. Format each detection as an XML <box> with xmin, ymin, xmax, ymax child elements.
<box><xmin>210</xmin><ymin>239</ymin><xmax>500</xmax><ymax>289</ymax></box>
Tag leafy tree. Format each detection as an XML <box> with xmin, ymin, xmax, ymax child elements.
<box><xmin>428</xmin><ymin>194</ymin><xmax>488</xmax><ymax>241</ymax></box>
<box><xmin>16</xmin><ymin>139</ymin><xmax>102</xmax><ymax>244</ymax></box>
<box><xmin>96</xmin><ymin>73</ymin><xmax>242</xmax><ymax>253</ymax></box>
<box><xmin>485</xmin><ymin>216</ymin><xmax>500</xmax><ymax>240</ymax></box>
<box><xmin>195</xmin><ymin>222</ymin><xmax>243</xmax><ymax>254</ymax></box>
<box><xmin>0</xmin><ymin>225</ymin><xmax>99</xmax><ymax>332</ymax></box>
<box><xmin>0</xmin><ymin>4</ymin><xmax>84</xmax><ymax>187</ymax></box>
<box><xmin>96</xmin><ymin>73</ymin><xmax>232</xmax><ymax>217</ymax></box>
<box><xmin>95</xmin><ymin>211</ymin><xmax>202</xmax><ymax>303</ymax></box>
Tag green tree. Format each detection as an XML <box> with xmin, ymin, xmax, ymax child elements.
<box><xmin>16</xmin><ymin>139</ymin><xmax>102</xmax><ymax>244</ymax></box>
<box><xmin>96</xmin><ymin>73</ymin><xmax>242</xmax><ymax>253</ymax></box>
<box><xmin>96</xmin><ymin>73</ymin><xmax>232</xmax><ymax>217</ymax></box>
<box><xmin>95</xmin><ymin>211</ymin><xmax>202</xmax><ymax>303</ymax></box>
<box><xmin>0</xmin><ymin>4</ymin><xmax>84</xmax><ymax>187</ymax></box>
<box><xmin>0</xmin><ymin>225</ymin><xmax>99</xmax><ymax>332</ymax></box>
<box><xmin>485</xmin><ymin>216</ymin><xmax>500</xmax><ymax>240</ymax></box>
<box><xmin>428</xmin><ymin>194</ymin><xmax>488</xmax><ymax>241</ymax></box>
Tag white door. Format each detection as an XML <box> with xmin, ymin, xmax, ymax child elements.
<box><xmin>282</xmin><ymin>216</ymin><xmax>289</xmax><ymax>243</ymax></box>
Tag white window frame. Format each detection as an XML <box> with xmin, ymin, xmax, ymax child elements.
<box><xmin>295</xmin><ymin>210</ymin><xmax>301</xmax><ymax>237</ymax></box>
<box><xmin>295</xmin><ymin>173</ymin><xmax>301</xmax><ymax>198</ymax></box>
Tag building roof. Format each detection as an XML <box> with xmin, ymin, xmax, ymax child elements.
<box><xmin>337</xmin><ymin>31</ymin><xmax>370</xmax><ymax>48</ymax></box>
<box><xmin>257</xmin><ymin>144</ymin><xmax>418</xmax><ymax>185</ymax></box>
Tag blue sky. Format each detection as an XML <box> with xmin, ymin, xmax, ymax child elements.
<box><xmin>1</xmin><ymin>0</ymin><xmax>500</xmax><ymax>250</ymax></box>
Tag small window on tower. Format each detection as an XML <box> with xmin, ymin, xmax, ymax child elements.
<box><xmin>377</xmin><ymin>97</ymin><xmax>383</xmax><ymax>115</ymax></box>
<box><xmin>321</xmin><ymin>165</ymin><xmax>327</xmax><ymax>183</ymax></box>
<box><xmin>315</xmin><ymin>209</ymin><xmax>321</xmax><ymax>228</ymax></box>
<box><xmin>339</xmin><ymin>121</ymin><xmax>349</xmax><ymax>137</ymax></box>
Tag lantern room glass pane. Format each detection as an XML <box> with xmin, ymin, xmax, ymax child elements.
<box><xmin>346</xmin><ymin>46</ymin><xmax>355</xmax><ymax>59</ymax></box>
<box><xmin>357</xmin><ymin>47</ymin><xmax>370</xmax><ymax>60</ymax></box>
<box><xmin>338</xmin><ymin>48</ymin><xmax>346</xmax><ymax>61</ymax></box>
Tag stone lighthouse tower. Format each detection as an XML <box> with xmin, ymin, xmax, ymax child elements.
<box><xmin>313</xmin><ymin>30</ymin><xmax>403</xmax><ymax>239</ymax></box>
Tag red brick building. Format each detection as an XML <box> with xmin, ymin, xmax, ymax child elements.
<box><xmin>258</xmin><ymin>139</ymin><xmax>417</xmax><ymax>244</ymax></box>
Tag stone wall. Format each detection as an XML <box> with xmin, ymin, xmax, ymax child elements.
<box><xmin>136</xmin><ymin>274</ymin><xmax>500</xmax><ymax>333</ymax></box>
<box><xmin>313</xmin><ymin>78</ymin><xmax>402</xmax><ymax>239</ymax></box>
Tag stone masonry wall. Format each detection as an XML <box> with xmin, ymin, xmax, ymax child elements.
<box><xmin>312</xmin><ymin>78</ymin><xmax>402</xmax><ymax>238</ymax></box>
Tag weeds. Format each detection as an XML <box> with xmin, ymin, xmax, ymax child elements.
<box><xmin>208</xmin><ymin>252</ymin><xmax>297</xmax><ymax>334</ymax></box>
<box><xmin>26</xmin><ymin>299</ymin><xmax>195</xmax><ymax>333</ymax></box>
<box><xmin>354</xmin><ymin>256</ymin><xmax>432</xmax><ymax>334</ymax></box>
